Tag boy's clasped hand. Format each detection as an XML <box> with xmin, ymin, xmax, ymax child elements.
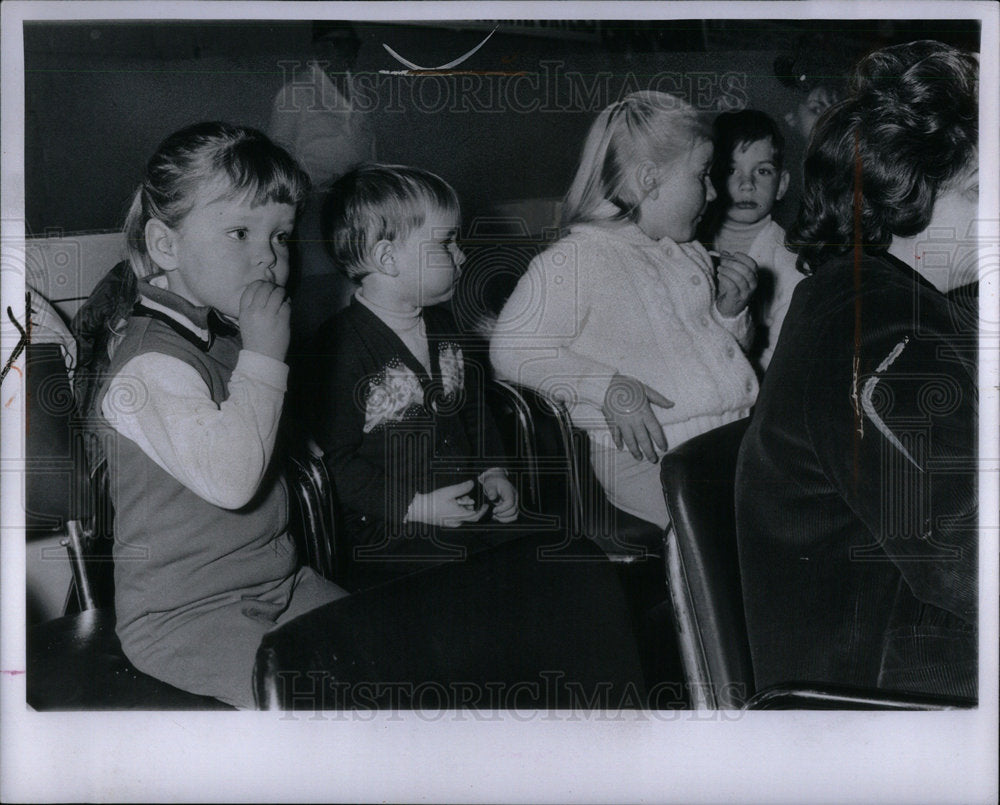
<box><xmin>404</xmin><ymin>471</ymin><xmax>518</xmax><ymax>528</ymax></box>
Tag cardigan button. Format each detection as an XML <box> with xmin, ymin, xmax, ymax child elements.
<box><xmin>726</xmin><ymin>345</ymin><xmax>736</xmax><ymax>358</ymax></box>
<box><xmin>700</xmin><ymin>316</ymin><xmax>709</xmax><ymax>327</ymax></box>
<box><xmin>690</xmin><ymin>275</ymin><xmax>701</xmax><ymax>285</ymax></box>
<box><xmin>745</xmin><ymin>379</ymin><xmax>754</xmax><ymax>393</ymax></box>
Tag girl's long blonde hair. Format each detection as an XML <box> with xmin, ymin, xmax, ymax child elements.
<box><xmin>562</xmin><ymin>91</ymin><xmax>711</xmax><ymax>228</ymax></box>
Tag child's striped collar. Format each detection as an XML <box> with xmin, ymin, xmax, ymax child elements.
<box><xmin>134</xmin><ymin>276</ymin><xmax>238</xmax><ymax>350</ymax></box>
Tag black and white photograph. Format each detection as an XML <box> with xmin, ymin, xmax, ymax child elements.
<box><xmin>2</xmin><ymin>1</ymin><xmax>997</xmax><ymax>802</ymax></box>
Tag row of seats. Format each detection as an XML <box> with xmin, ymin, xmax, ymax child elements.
<box><xmin>25</xmin><ymin>342</ymin><xmax>971</xmax><ymax>710</ymax></box>
<box><xmin>24</xmin><ymin>342</ymin><xmax>663</xmax><ymax>710</ymax></box>
<box><xmin>25</xmin><ymin>343</ymin><xmax>236</xmax><ymax>709</ymax></box>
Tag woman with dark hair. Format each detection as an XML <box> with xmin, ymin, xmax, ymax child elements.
<box><xmin>735</xmin><ymin>41</ymin><xmax>979</xmax><ymax>699</ymax></box>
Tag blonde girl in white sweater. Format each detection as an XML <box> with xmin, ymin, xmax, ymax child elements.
<box><xmin>490</xmin><ymin>91</ymin><xmax>759</xmax><ymax>531</ymax></box>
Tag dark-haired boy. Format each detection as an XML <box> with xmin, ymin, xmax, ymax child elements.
<box><xmin>707</xmin><ymin>110</ymin><xmax>803</xmax><ymax>373</ymax></box>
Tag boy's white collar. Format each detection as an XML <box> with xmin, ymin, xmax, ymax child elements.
<box><xmin>720</xmin><ymin>214</ymin><xmax>773</xmax><ymax>233</ymax></box>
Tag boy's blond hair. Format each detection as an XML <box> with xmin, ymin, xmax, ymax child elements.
<box><xmin>321</xmin><ymin>164</ymin><xmax>460</xmax><ymax>281</ymax></box>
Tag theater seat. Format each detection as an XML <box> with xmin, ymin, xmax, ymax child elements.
<box><xmin>27</xmin><ymin>610</ymin><xmax>233</xmax><ymax>710</ymax></box>
<box><xmin>484</xmin><ymin>381</ymin><xmax>680</xmax><ymax>689</ymax></box>
<box><xmin>660</xmin><ymin>417</ymin><xmax>976</xmax><ymax>711</ymax></box>
<box><xmin>24</xmin><ymin>342</ymin><xmax>235</xmax><ymax>710</ymax></box>
<box><xmin>286</xmin><ymin>448</ymin><xmax>342</xmax><ymax>584</ymax></box>
<box><xmin>485</xmin><ymin>380</ymin><xmax>664</xmax><ymax>560</ymax></box>
<box><xmin>254</xmin><ymin>536</ymin><xmax>648</xmax><ymax>710</ymax></box>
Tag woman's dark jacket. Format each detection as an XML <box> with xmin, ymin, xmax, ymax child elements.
<box><xmin>736</xmin><ymin>250</ymin><xmax>977</xmax><ymax>698</ymax></box>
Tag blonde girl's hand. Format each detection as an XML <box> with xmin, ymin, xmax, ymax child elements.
<box><xmin>480</xmin><ymin>469</ymin><xmax>519</xmax><ymax>523</ymax></box>
<box><xmin>405</xmin><ymin>480</ymin><xmax>489</xmax><ymax>528</ymax></box>
<box><xmin>715</xmin><ymin>251</ymin><xmax>758</xmax><ymax>318</ymax></box>
<box><xmin>239</xmin><ymin>280</ymin><xmax>291</xmax><ymax>362</ymax></box>
<box><xmin>602</xmin><ymin>373</ymin><xmax>675</xmax><ymax>463</ymax></box>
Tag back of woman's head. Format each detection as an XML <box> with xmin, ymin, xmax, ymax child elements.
<box><xmin>789</xmin><ymin>41</ymin><xmax>978</xmax><ymax>271</ymax></box>
<box><xmin>562</xmin><ymin>91</ymin><xmax>712</xmax><ymax>228</ymax></box>
<box><xmin>123</xmin><ymin>121</ymin><xmax>311</xmax><ymax>278</ymax></box>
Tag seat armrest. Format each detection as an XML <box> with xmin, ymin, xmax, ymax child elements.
<box><xmin>659</xmin><ymin>418</ymin><xmax>754</xmax><ymax>708</ymax></box>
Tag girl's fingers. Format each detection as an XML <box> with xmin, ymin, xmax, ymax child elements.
<box><xmin>495</xmin><ymin>499</ymin><xmax>516</xmax><ymax>516</ymax></box>
<box><xmin>643</xmin><ymin>384</ymin><xmax>675</xmax><ymax>409</ymax></box>
<box><xmin>242</xmin><ymin>280</ymin><xmax>287</xmax><ymax>313</ymax></box>
<box><xmin>726</xmin><ymin>251</ymin><xmax>757</xmax><ymax>271</ymax></box>
<box><xmin>621</xmin><ymin>425</ymin><xmax>642</xmax><ymax>460</ymax></box>
<box><xmin>718</xmin><ymin>261</ymin><xmax>751</xmax><ymax>282</ymax></box>
<box><xmin>630</xmin><ymin>420</ymin><xmax>655</xmax><ymax>462</ymax></box>
<box><xmin>239</xmin><ymin>281</ymin><xmax>264</xmax><ymax>311</ymax></box>
<box><xmin>493</xmin><ymin>502</ymin><xmax>517</xmax><ymax>521</ymax></box>
<box><xmin>610</xmin><ymin>423</ymin><xmax>623</xmax><ymax>451</ymax></box>
<box><xmin>443</xmin><ymin>503</ymin><xmax>485</xmax><ymax>527</ymax></box>
<box><xmin>643</xmin><ymin>413</ymin><xmax>668</xmax><ymax>452</ymax></box>
<box><xmin>640</xmin><ymin>423</ymin><xmax>656</xmax><ymax>462</ymax></box>
<box><xmin>261</xmin><ymin>282</ymin><xmax>287</xmax><ymax>312</ymax></box>
<box><xmin>720</xmin><ymin>260</ymin><xmax>757</xmax><ymax>287</ymax></box>
<box><xmin>492</xmin><ymin>485</ymin><xmax>515</xmax><ymax>508</ymax></box>
<box><xmin>717</xmin><ymin>273</ymin><xmax>739</xmax><ymax>298</ymax></box>
<box><xmin>718</xmin><ymin>268</ymin><xmax>750</xmax><ymax>296</ymax></box>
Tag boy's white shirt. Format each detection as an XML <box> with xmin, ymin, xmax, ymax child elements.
<box><xmin>740</xmin><ymin>217</ymin><xmax>801</xmax><ymax>326</ymax></box>
<box><xmin>102</xmin><ymin>294</ymin><xmax>288</xmax><ymax>511</ymax></box>
<box><xmin>747</xmin><ymin>220</ymin><xmax>802</xmax><ymax>370</ymax></box>
<box><xmin>717</xmin><ymin>215</ymin><xmax>803</xmax><ymax>371</ymax></box>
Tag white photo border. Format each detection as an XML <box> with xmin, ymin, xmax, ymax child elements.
<box><xmin>2</xmin><ymin>2</ymin><xmax>997</xmax><ymax>803</ymax></box>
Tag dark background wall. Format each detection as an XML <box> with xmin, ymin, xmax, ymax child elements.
<box><xmin>24</xmin><ymin>19</ymin><xmax>980</xmax><ymax>236</ymax></box>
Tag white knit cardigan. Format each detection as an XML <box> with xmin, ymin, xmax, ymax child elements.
<box><xmin>490</xmin><ymin>221</ymin><xmax>759</xmax><ymax>451</ymax></box>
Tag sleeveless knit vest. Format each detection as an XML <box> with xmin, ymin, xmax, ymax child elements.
<box><xmin>98</xmin><ymin>281</ymin><xmax>297</xmax><ymax>632</ymax></box>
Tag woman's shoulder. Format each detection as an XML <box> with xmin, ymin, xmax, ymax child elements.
<box><xmin>813</xmin><ymin>250</ymin><xmax>924</xmax><ymax>299</ymax></box>
<box><xmin>797</xmin><ymin>250</ymin><xmax>956</xmax><ymax>351</ymax></box>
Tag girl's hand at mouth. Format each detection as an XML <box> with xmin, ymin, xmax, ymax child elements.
<box><xmin>238</xmin><ymin>280</ymin><xmax>291</xmax><ymax>361</ymax></box>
